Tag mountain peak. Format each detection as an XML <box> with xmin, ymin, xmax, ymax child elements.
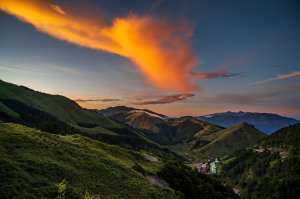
<box><xmin>239</xmin><ymin>122</ymin><xmax>254</xmax><ymax>128</ymax></box>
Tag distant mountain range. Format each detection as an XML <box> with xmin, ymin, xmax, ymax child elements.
<box><xmin>197</xmin><ymin>111</ymin><xmax>299</xmax><ymax>134</ymax></box>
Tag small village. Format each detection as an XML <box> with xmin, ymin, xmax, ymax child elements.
<box><xmin>253</xmin><ymin>147</ymin><xmax>289</xmax><ymax>159</ymax></box>
<box><xmin>194</xmin><ymin>159</ymin><xmax>219</xmax><ymax>174</ymax></box>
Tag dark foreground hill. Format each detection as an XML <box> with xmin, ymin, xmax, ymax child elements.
<box><xmin>219</xmin><ymin>123</ymin><xmax>300</xmax><ymax>199</ymax></box>
<box><xmin>197</xmin><ymin>111</ymin><xmax>299</xmax><ymax>134</ymax></box>
<box><xmin>0</xmin><ymin>122</ymin><xmax>237</xmax><ymax>199</ymax></box>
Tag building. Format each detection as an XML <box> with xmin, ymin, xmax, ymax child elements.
<box><xmin>209</xmin><ymin>159</ymin><xmax>219</xmax><ymax>174</ymax></box>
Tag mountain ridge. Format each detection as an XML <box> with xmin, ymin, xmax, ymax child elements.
<box><xmin>98</xmin><ymin>106</ymin><xmax>266</xmax><ymax>159</ymax></box>
<box><xmin>198</xmin><ymin>111</ymin><xmax>299</xmax><ymax>134</ymax></box>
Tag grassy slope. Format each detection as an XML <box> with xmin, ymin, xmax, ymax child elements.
<box><xmin>105</xmin><ymin>108</ymin><xmax>174</xmax><ymax>145</ymax></box>
<box><xmin>124</xmin><ymin>111</ymin><xmax>174</xmax><ymax>145</ymax></box>
<box><xmin>0</xmin><ymin>80</ymin><xmax>118</xmax><ymax>128</ymax></box>
<box><xmin>169</xmin><ymin>116</ymin><xmax>224</xmax><ymax>142</ymax></box>
<box><xmin>167</xmin><ymin>117</ymin><xmax>223</xmax><ymax>160</ymax></box>
<box><xmin>0</xmin><ymin>80</ymin><xmax>181</xmax><ymax>158</ymax></box>
<box><xmin>0</xmin><ymin>122</ymin><xmax>178</xmax><ymax>199</ymax></box>
<box><xmin>198</xmin><ymin>123</ymin><xmax>266</xmax><ymax>157</ymax></box>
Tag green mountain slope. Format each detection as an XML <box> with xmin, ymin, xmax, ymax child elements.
<box><xmin>169</xmin><ymin>121</ymin><xmax>265</xmax><ymax>159</ymax></box>
<box><xmin>0</xmin><ymin>80</ymin><xmax>117</xmax><ymax>128</ymax></box>
<box><xmin>219</xmin><ymin>123</ymin><xmax>300</xmax><ymax>199</ymax></box>
<box><xmin>0</xmin><ymin>122</ymin><xmax>239</xmax><ymax>199</ymax></box>
<box><xmin>98</xmin><ymin>107</ymin><xmax>173</xmax><ymax>145</ymax></box>
<box><xmin>168</xmin><ymin>116</ymin><xmax>224</xmax><ymax>143</ymax></box>
<box><xmin>0</xmin><ymin>80</ymin><xmax>183</xmax><ymax>159</ymax></box>
<box><xmin>197</xmin><ymin>123</ymin><xmax>266</xmax><ymax>157</ymax></box>
<box><xmin>0</xmin><ymin>122</ymin><xmax>179</xmax><ymax>199</ymax></box>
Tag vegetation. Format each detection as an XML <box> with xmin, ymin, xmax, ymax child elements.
<box><xmin>57</xmin><ymin>179</ymin><xmax>68</xmax><ymax>199</ymax></box>
<box><xmin>98</xmin><ymin>107</ymin><xmax>266</xmax><ymax>160</ymax></box>
<box><xmin>260</xmin><ymin>123</ymin><xmax>300</xmax><ymax>150</ymax></box>
<box><xmin>0</xmin><ymin>98</ymin><xmax>75</xmax><ymax>134</ymax></box>
<box><xmin>132</xmin><ymin>163</ymin><xmax>146</xmax><ymax>176</ymax></box>
<box><xmin>157</xmin><ymin>160</ymin><xmax>239</xmax><ymax>199</ymax></box>
<box><xmin>0</xmin><ymin>122</ymin><xmax>178</xmax><ymax>199</ymax></box>
<box><xmin>219</xmin><ymin>124</ymin><xmax>300</xmax><ymax>199</ymax></box>
<box><xmin>0</xmin><ymin>80</ymin><xmax>118</xmax><ymax>128</ymax></box>
<box><xmin>0</xmin><ymin>79</ymin><xmax>181</xmax><ymax>159</ymax></box>
<box><xmin>170</xmin><ymin>122</ymin><xmax>265</xmax><ymax>160</ymax></box>
<box><xmin>1</xmin><ymin>79</ymin><xmax>297</xmax><ymax>199</ymax></box>
<box><xmin>197</xmin><ymin>123</ymin><xmax>266</xmax><ymax>157</ymax></box>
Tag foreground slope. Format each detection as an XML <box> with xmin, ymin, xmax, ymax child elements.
<box><xmin>198</xmin><ymin>111</ymin><xmax>299</xmax><ymax>134</ymax></box>
<box><xmin>0</xmin><ymin>122</ymin><xmax>238</xmax><ymax>199</ymax></box>
<box><xmin>0</xmin><ymin>122</ymin><xmax>178</xmax><ymax>199</ymax></box>
<box><xmin>220</xmin><ymin>123</ymin><xmax>300</xmax><ymax>199</ymax></box>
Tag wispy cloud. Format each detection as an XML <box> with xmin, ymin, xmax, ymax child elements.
<box><xmin>249</xmin><ymin>71</ymin><xmax>300</xmax><ymax>85</ymax></box>
<box><xmin>0</xmin><ymin>64</ymin><xmax>50</xmax><ymax>75</ymax></box>
<box><xmin>132</xmin><ymin>93</ymin><xmax>195</xmax><ymax>105</ymax></box>
<box><xmin>0</xmin><ymin>63</ymin><xmax>88</xmax><ymax>76</ymax></box>
<box><xmin>192</xmin><ymin>69</ymin><xmax>243</xmax><ymax>79</ymax></box>
<box><xmin>75</xmin><ymin>98</ymin><xmax>120</xmax><ymax>102</ymax></box>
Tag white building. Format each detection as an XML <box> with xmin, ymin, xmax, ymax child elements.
<box><xmin>209</xmin><ymin>159</ymin><xmax>219</xmax><ymax>174</ymax></box>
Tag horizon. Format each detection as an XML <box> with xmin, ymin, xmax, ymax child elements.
<box><xmin>1</xmin><ymin>0</ymin><xmax>299</xmax><ymax>118</ymax></box>
<box><xmin>1</xmin><ymin>78</ymin><xmax>299</xmax><ymax>120</ymax></box>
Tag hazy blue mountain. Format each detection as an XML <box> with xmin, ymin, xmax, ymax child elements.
<box><xmin>197</xmin><ymin>111</ymin><xmax>299</xmax><ymax>134</ymax></box>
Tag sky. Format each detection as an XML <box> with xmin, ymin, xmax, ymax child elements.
<box><xmin>0</xmin><ymin>0</ymin><xmax>299</xmax><ymax>118</ymax></box>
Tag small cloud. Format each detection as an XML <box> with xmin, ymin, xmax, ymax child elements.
<box><xmin>75</xmin><ymin>98</ymin><xmax>120</xmax><ymax>102</ymax></box>
<box><xmin>101</xmin><ymin>99</ymin><xmax>121</xmax><ymax>102</ymax></box>
<box><xmin>132</xmin><ymin>93</ymin><xmax>195</xmax><ymax>105</ymax></box>
<box><xmin>249</xmin><ymin>71</ymin><xmax>300</xmax><ymax>85</ymax></box>
<box><xmin>192</xmin><ymin>69</ymin><xmax>243</xmax><ymax>79</ymax></box>
<box><xmin>50</xmin><ymin>4</ymin><xmax>66</xmax><ymax>15</ymax></box>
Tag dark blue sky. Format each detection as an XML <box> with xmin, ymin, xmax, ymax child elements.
<box><xmin>0</xmin><ymin>0</ymin><xmax>299</xmax><ymax>117</ymax></box>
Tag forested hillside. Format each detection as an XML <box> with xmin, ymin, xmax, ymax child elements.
<box><xmin>219</xmin><ymin>124</ymin><xmax>300</xmax><ymax>199</ymax></box>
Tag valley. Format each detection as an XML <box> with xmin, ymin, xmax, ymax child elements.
<box><xmin>0</xmin><ymin>79</ymin><xmax>299</xmax><ymax>198</ymax></box>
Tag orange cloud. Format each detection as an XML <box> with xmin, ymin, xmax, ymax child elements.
<box><xmin>1</xmin><ymin>0</ymin><xmax>215</xmax><ymax>91</ymax></box>
<box><xmin>249</xmin><ymin>71</ymin><xmax>300</xmax><ymax>85</ymax></box>
<box><xmin>132</xmin><ymin>93</ymin><xmax>195</xmax><ymax>105</ymax></box>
